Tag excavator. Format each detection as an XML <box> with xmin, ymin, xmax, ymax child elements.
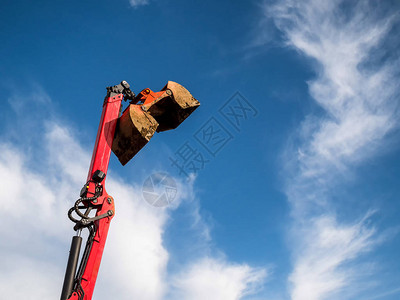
<box><xmin>60</xmin><ymin>80</ymin><xmax>200</xmax><ymax>300</ymax></box>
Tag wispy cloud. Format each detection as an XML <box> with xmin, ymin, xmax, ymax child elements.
<box><xmin>264</xmin><ymin>0</ymin><xmax>400</xmax><ymax>299</ymax></box>
<box><xmin>129</xmin><ymin>0</ymin><xmax>149</xmax><ymax>8</ymax></box>
<box><xmin>288</xmin><ymin>213</ymin><xmax>378</xmax><ymax>300</ymax></box>
<box><xmin>366</xmin><ymin>286</ymin><xmax>400</xmax><ymax>300</ymax></box>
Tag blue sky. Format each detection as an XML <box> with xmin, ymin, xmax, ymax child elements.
<box><xmin>1</xmin><ymin>0</ymin><xmax>400</xmax><ymax>299</ymax></box>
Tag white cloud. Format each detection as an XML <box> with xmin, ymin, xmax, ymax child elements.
<box><xmin>170</xmin><ymin>257</ymin><xmax>267</xmax><ymax>300</ymax></box>
<box><xmin>0</xmin><ymin>120</ymin><xmax>178</xmax><ymax>299</ymax></box>
<box><xmin>0</xmin><ymin>134</ymin><xmax>78</xmax><ymax>298</ymax></box>
<box><xmin>265</xmin><ymin>0</ymin><xmax>400</xmax><ymax>299</ymax></box>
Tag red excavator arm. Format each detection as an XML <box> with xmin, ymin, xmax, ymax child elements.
<box><xmin>60</xmin><ymin>80</ymin><xmax>199</xmax><ymax>300</ymax></box>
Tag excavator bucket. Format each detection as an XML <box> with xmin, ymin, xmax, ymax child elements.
<box><xmin>112</xmin><ymin>104</ymin><xmax>159</xmax><ymax>166</ymax></box>
<box><xmin>142</xmin><ymin>81</ymin><xmax>200</xmax><ymax>132</ymax></box>
<box><xmin>112</xmin><ymin>81</ymin><xmax>200</xmax><ymax>165</ymax></box>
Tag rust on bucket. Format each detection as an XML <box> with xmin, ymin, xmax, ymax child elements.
<box><xmin>142</xmin><ymin>81</ymin><xmax>200</xmax><ymax>132</ymax></box>
<box><xmin>112</xmin><ymin>104</ymin><xmax>159</xmax><ymax>166</ymax></box>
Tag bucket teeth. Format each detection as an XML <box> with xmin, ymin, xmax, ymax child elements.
<box><xmin>142</xmin><ymin>81</ymin><xmax>200</xmax><ymax>132</ymax></box>
<box><xmin>112</xmin><ymin>104</ymin><xmax>159</xmax><ymax>166</ymax></box>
